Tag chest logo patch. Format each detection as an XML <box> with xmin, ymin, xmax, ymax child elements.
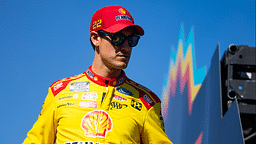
<box><xmin>79</xmin><ymin>101</ymin><xmax>97</xmax><ymax>109</ymax></box>
<box><xmin>70</xmin><ymin>81</ymin><xmax>90</xmax><ymax>92</ymax></box>
<box><xmin>116</xmin><ymin>87</ymin><xmax>133</xmax><ymax>96</ymax></box>
<box><xmin>110</xmin><ymin>102</ymin><xmax>127</xmax><ymax>110</ymax></box>
<box><xmin>113</xmin><ymin>94</ymin><xmax>127</xmax><ymax>101</ymax></box>
<box><xmin>82</xmin><ymin>93</ymin><xmax>98</xmax><ymax>101</ymax></box>
<box><xmin>81</xmin><ymin>110</ymin><xmax>112</xmax><ymax>138</ymax></box>
<box><xmin>131</xmin><ymin>99</ymin><xmax>142</xmax><ymax>111</ymax></box>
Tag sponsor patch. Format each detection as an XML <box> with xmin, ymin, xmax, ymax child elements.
<box><xmin>110</xmin><ymin>102</ymin><xmax>127</xmax><ymax>110</ymax></box>
<box><xmin>142</xmin><ymin>94</ymin><xmax>154</xmax><ymax>105</ymax></box>
<box><xmin>57</xmin><ymin>102</ymin><xmax>77</xmax><ymax>108</ymax></box>
<box><xmin>81</xmin><ymin>93</ymin><xmax>98</xmax><ymax>101</ymax></box>
<box><xmin>58</xmin><ymin>96</ymin><xmax>72</xmax><ymax>100</ymax></box>
<box><xmin>116</xmin><ymin>15</ymin><xmax>132</xmax><ymax>22</ymax></box>
<box><xmin>116</xmin><ymin>87</ymin><xmax>133</xmax><ymax>96</ymax></box>
<box><xmin>113</xmin><ymin>94</ymin><xmax>127</xmax><ymax>101</ymax></box>
<box><xmin>116</xmin><ymin>77</ymin><xmax>125</xmax><ymax>85</ymax></box>
<box><xmin>130</xmin><ymin>99</ymin><xmax>142</xmax><ymax>111</ymax></box>
<box><xmin>53</xmin><ymin>82</ymin><xmax>63</xmax><ymax>91</ymax></box>
<box><xmin>81</xmin><ymin>110</ymin><xmax>112</xmax><ymax>138</ymax></box>
<box><xmin>86</xmin><ymin>70</ymin><xmax>94</xmax><ymax>78</ymax></box>
<box><xmin>79</xmin><ymin>101</ymin><xmax>97</xmax><ymax>109</ymax></box>
<box><xmin>119</xmin><ymin>8</ymin><xmax>126</xmax><ymax>14</ymax></box>
<box><xmin>70</xmin><ymin>81</ymin><xmax>90</xmax><ymax>92</ymax></box>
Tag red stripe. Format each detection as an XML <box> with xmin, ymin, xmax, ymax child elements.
<box><xmin>140</xmin><ymin>97</ymin><xmax>152</xmax><ymax>110</ymax></box>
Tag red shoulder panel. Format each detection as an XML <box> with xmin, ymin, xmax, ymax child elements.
<box><xmin>126</xmin><ymin>78</ymin><xmax>161</xmax><ymax>110</ymax></box>
<box><xmin>140</xmin><ymin>95</ymin><xmax>155</xmax><ymax>110</ymax></box>
<box><xmin>50</xmin><ymin>73</ymin><xmax>85</xmax><ymax>96</ymax></box>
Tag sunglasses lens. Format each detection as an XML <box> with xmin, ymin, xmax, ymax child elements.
<box><xmin>128</xmin><ymin>35</ymin><xmax>140</xmax><ymax>47</ymax></box>
<box><xmin>112</xmin><ymin>35</ymin><xmax>125</xmax><ymax>46</ymax></box>
<box><xmin>97</xmin><ymin>31</ymin><xmax>140</xmax><ymax>47</ymax></box>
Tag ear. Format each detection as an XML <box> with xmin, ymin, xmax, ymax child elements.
<box><xmin>90</xmin><ymin>31</ymin><xmax>100</xmax><ymax>47</ymax></box>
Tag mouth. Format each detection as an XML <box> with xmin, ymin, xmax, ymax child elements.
<box><xmin>117</xmin><ymin>52</ymin><xmax>130</xmax><ymax>58</ymax></box>
<box><xmin>116</xmin><ymin>54</ymin><xmax>130</xmax><ymax>62</ymax></box>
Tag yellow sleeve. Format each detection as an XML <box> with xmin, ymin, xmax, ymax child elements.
<box><xmin>23</xmin><ymin>88</ymin><xmax>57</xmax><ymax>144</ymax></box>
<box><xmin>141</xmin><ymin>102</ymin><xmax>173</xmax><ymax>144</ymax></box>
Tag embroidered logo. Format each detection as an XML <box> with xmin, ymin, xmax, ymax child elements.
<box><xmin>70</xmin><ymin>81</ymin><xmax>90</xmax><ymax>92</ymax></box>
<box><xmin>116</xmin><ymin>87</ymin><xmax>133</xmax><ymax>96</ymax></box>
<box><xmin>82</xmin><ymin>93</ymin><xmax>98</xmax><ymax>101</ymax></box>
<box><xmin>110</xmin><ymin>102</ymin><xmax>127</xmax><ymax>110</ymax></box>
<box><xmin>119</xmin><ymin>8</ymin><xmax>126</xmax><ymax>14</ymax></box>
<box><xmin>79</xmin><ymin>101</ymin><xmax>97</xmax><ymax>109</ymax></box>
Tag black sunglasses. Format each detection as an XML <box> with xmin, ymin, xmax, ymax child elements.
<box><xmin>97</xmin><ymin>31</ymin><xmax>140</xmax><ymax>47</ymax></box>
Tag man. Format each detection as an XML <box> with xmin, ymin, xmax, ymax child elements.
<box><xmin>24</xmin><ymin>5</ymin><xmax>173</xmax><ymax>144</ymax></box>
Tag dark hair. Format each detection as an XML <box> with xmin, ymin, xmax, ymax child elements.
<box><xmin>90</xmin><ymin>37</ymin><xmax>95</xmax><ymax>51</ymax></box>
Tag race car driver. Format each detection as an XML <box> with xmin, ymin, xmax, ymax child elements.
<box><xmin>23</xmin><ymin>5</ymin><xmax>173</xmax><ymax>144</ymax></box>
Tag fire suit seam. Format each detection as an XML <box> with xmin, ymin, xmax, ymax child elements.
<box><xmin>125</xmin><ymin>81</ymin><xmax>150</xmax><ymax>140</ymax></box>
<box><xmin>142</xmin><ymin>107</ymin><xmax>149</xmax><ymax>143</ymax></box>
<box><xmin>49</xmin><ymin>87</ymin><xmax>57</xmax><ymax>141</ymax></box>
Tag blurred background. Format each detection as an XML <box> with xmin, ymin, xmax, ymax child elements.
<box><xmin>0</xmin><ymin>0</ymin><xmax>254</xmax><ymax>143</ymax></box>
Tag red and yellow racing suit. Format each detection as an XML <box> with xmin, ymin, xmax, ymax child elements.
<box><xmin>23</xmin><ymin>66</ymin><xmax>172</xmax><ymax>144</ymax></box>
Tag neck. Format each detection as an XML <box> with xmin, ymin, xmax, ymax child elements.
<box><xmin>91</xmin><ymin>62</ymin><xmax>122</xmax><ymax>79</ymax></box>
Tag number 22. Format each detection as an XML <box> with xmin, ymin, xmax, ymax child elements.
<box><xmin>93</xmin><ymin>19</ymin><xmax>102</xmax><ymax>30</ymax></box>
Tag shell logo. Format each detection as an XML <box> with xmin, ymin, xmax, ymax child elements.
<box><xmin>119</xmin><ymin>8</ymin><xmax>126</xmax><ymax>14</ymax></box>
<box><xmin>81</xmin><ymin>110</ymin><xmax>112</xmax><ymax>138</ymax></box>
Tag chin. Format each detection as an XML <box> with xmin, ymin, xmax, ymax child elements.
<box><xmin>113</xmin><ymin>63</ymin><xmax>129</xmax><ymax>70</ymax></box>
<box><xmin>116</xmin><ymin>65</ymin><xmax>128</xmax><ymax>70</ymax></box>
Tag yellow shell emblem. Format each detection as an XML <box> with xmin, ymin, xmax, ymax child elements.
<box><xmin>119</xmin><ymin>8</ymin><xmax>126</xmax><ymax>14</ymax></box>
<box><xmin>81</xmin><ymin>110</ymin><xmax>112</xmax><ymax>137</ymax></box>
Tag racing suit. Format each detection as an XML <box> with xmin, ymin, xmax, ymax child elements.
<box><xmin>23</xmin><ymin>66</ymin><xmax>172</xmax><ymax>144</ymax></box>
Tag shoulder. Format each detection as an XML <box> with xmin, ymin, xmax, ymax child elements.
<box><xmin>49</xmin><ymin>73</ymin><xmax>87</xmax><ymax>96</ymax></box>
<box><xmin>126</xmin><ymin>78</ymin><xmax>161</xmax><ymax>110</ymax></box>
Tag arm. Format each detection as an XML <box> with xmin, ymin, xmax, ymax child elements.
<box><xmin>23</xmin><ymin>88</ymin><xmax>57</xmax><ymax>144</ymax></box>
<box><xmin>141</xmin><ymin>102</ymin><xmax>173</xmax><ymax>144</ymax></box>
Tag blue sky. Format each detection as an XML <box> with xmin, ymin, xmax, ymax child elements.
<box><xmin>0</xmin><ymin>0</ymin><xmax>255</xmax><ymax>143</ymax></box>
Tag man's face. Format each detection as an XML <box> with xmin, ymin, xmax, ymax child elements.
<box><xmin>97</xmin><ymin>27</ymin><xmax>134</xmax><ymax>70</ymax></box>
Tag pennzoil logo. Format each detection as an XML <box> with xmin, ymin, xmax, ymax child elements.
<box><xmin>116</xmin><ymin>15</ymin><xmax>132</xmax><ymax>22</ymax></box>
<box><xmin>119</xmin><ymin>8</ymin><xmax>126</xmax><ymax>14</ymax></box>
<box><xmin>81</xmin><ymin>110</ymin><xmax>112</xmax><ymax>138</ymax></box>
